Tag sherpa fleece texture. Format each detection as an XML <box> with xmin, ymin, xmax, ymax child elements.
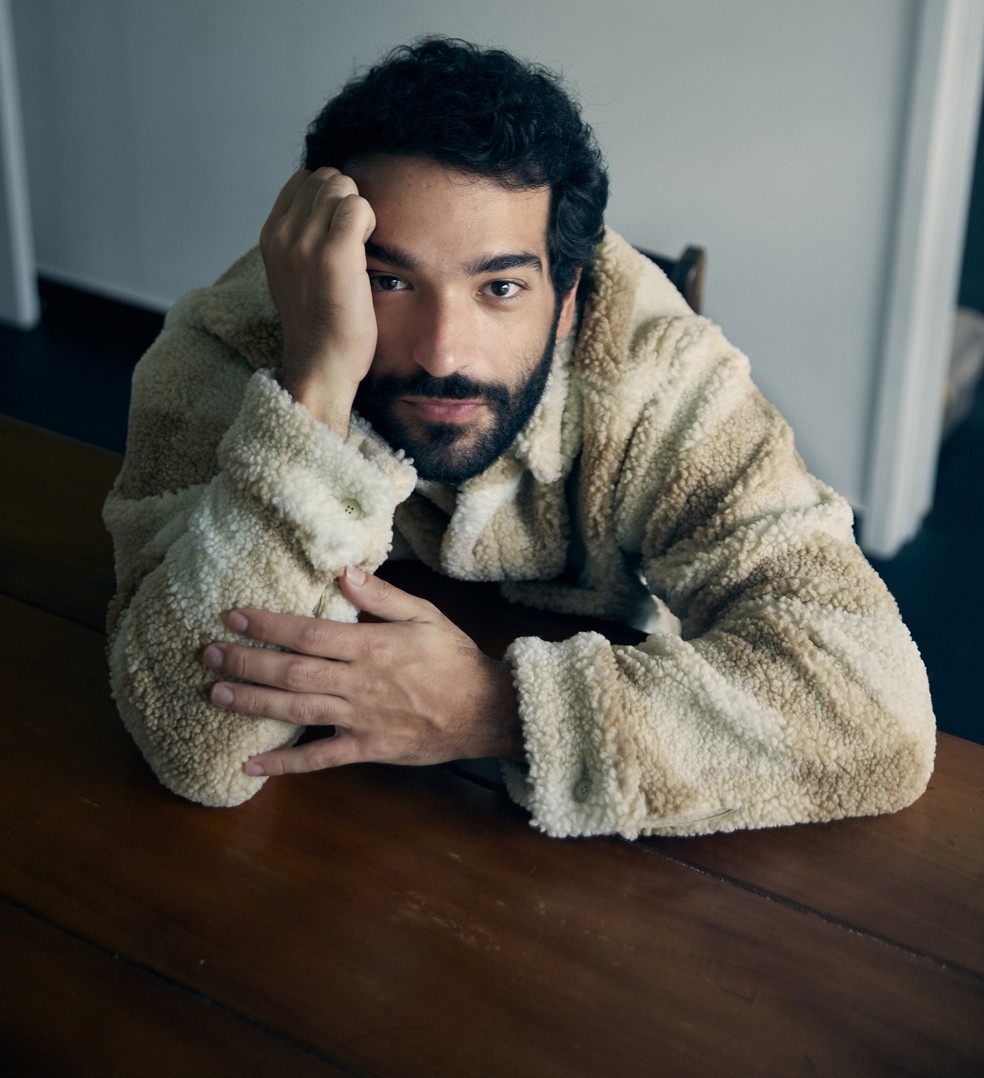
<box><xmin>104</xmin><ymin>228</ymin><xmax>935</xmax><ymax>836</ymax></box>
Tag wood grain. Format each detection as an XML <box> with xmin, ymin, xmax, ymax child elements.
<box><xmin>645</xmin><ymin>732</ymin><xmax>984</xmax><ymax>975</ymax></box>
<box><xmin>0</xmin><ymin>416</ymin><xmax>118</xmax><ymax>630</ymax></box>
<box><xmin>0</xmin><ymin>898</ymin><xmax>345</xmax><ymax>1076</ymax></box>
<box><xmin>2</xmin><ymin>596</ymin><xmax>981</xmax><ymax>1076</ymax></box>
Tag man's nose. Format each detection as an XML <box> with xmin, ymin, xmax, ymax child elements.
<box><xmin>409</xmin><ymin>294</ymin><xmax>476</xmax><ymax>378</ymax></box>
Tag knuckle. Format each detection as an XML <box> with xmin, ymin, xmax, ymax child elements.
<box><xmin>296</xmin><ymin>622</ymin><xmax>329</xmax><ymax>655</ymax></box>
<box><xmin>313</xmin><ymin>660</ymin><xmax>340</xmax><ymax>694</ymax></box>
<box><xmin>305</xmin><ymin>739</ymin><xmax>340</xmax><ymax>771</ymax></box>
<box><xmin>226</xmin><ymin>645</ymin><xmax>252</xmax><ymax>680</ymax></box>
<box><xmin>371</xmin><ymin>576</ymin><xmax>396</xmax><ymax>602</ymax></box>
<box><xmin>313</xmin><ymin>172</ymin><xmax>356</xmax><ymax>203</ymax></box>
<box><xmin>361</xmin><ymin>634</ymin><xmax>389</xmax><ymax>663</ymax></box>
<box><xmin>289</xmin><ymin>695</ymin><xmax>327</xmax><ymax>726</ymax></box>
<box><xmin>235</xmin><ymin>686</ymin><xmax>259</xmax><ymax>715</ymax></box>
<box><xmin>339</xmin><ymin>191</ymin><xmax>368</xmax><ymax>211</ymax></box>
<box><xmin>334</xmin><ymin>176</ymin><xmax>360</xmax><ymax>198</ymax></box>
<box><xmin>333</xmin><ymin>194</ymin><xmax>373</xmax><ymax>228</ymax></box>
<box><xmin>284</xmin><ymin>656</ymin><xmax>312</xmax><ymax>692</ymax></box>
<box><xmin>416</xmin><ymin>597</ymin><xmax>439</xmax><ymax>620</ymax></box>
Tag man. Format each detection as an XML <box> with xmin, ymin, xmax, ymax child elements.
<box><xmin>104</xmin><ymin>37</ymin><xmax>934</xmax><ymax>838</ymax></box>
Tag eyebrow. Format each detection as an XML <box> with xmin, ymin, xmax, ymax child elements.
<box><xmin>365</xmin><ymin>241</ymin><xmax>543</xmax><ymax>278</ymax></box>
<box><xmin>365</xmin><ymin>240</ymin><xmax>421</xmax><ymax>272</ymax></box>
<box><xmin>464</xmin><ymin>251</ymin><xmax>544</xmax><ymax>276</ymax></box>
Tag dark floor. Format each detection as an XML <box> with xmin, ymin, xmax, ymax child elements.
<box><xmin>866</xmin><ymin>379</ymin><xmax>984</xmax><ymax>746</ymax></box>
<box><xmin>2</xmin><ymin>280</ymin><xmax>981</xmax><ymax>745</ymax></box>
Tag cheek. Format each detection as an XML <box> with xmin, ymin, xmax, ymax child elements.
<box><xmin>485</xmin><ymin>295</ymin><xmax>552</xmax><ymax>345</ymax></box>
<box><xmin>498</xmin><ymin>307</ymin><xmax>556</xmax><ymax>376</ymax></box>
<box><xmin>367</xmin><ymin>307</ymin><xmax>409</xmax><ymax>371</ymax></box>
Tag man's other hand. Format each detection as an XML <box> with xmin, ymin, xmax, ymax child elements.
<box><xmin>202</xmin><ymin>567</ymin><xmax>523</xmax><ymax>776</ymax></box>
<box><xmin>259</xmin><ymin>168</ymin><xmax>378</xmax><ymax>436</ymax></box>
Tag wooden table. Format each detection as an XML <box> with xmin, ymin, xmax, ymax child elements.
<box><xmin>2</xmin><ymin>414</ymin><xmax>982</xmax><ymax>1077</ymax></box>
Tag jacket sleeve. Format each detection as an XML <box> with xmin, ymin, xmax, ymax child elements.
<box><xmin>104</xmin><ymin>326</ymin><xmax>416</xmax><ymax>807</ymax></box>
<box><xmin>501</xmin><ymin>316</ymin><xmax>936</xmax><ymax>838</ymax></box>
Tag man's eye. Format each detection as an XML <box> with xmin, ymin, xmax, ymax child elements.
<box><xmin>369</xmin><ymin>274</ymin><xmax>407</xmax><ymax>292</ymax></box>
<box><xmin>484</xmin><ymin>280</ymin><xmax>522</xmax><ymax>299</ymax></box>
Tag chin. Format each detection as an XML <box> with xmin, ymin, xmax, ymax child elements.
<box><xmin>403</xmin><ymin>432</ymin><xmax>494</xmax><ymax>484</ymax></box>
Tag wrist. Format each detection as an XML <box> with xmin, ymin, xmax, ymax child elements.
<box><xmin>279</xmin><ymin>365</ymin><xmax>357</xmax><ymax>439</ymax></box>
<box><xmin>482</xmin><ymin>659</ymin><xmax>524</xmax><ymax>762</ymax></box>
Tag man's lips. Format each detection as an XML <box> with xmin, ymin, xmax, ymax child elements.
<box><xmin>399</xmin><ymin>396</ymin><xmax>486</xmax><ymax>424</ymax></box>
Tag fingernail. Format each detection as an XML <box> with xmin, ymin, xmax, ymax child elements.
<box><xmin>245</xmin><ymin>761</ymin><xmax>266</xmax><ymax>776</ymax></box>
<box><xmin>203</xmin><ymin>645</ymin><xmax>223</xmax><ymax>668</ymax></box>
<box><xmin>227</xmin><ymin>611</ymin><xmax>249</xmax><ymax>633</ymax></box>
<box><xmin>345</xmin><ymin>565</ymin><xmax>366</xmax><ymax>586</ymax></box>
<box><xmin>211</xmin><ymin>684</ymin><xmax>234</xmax><ymax>707</ymax></box>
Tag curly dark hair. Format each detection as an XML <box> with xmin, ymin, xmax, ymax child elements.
<box><xmin>303</xmin><ymin>37</ymin><xmax>608</xmax><ymax>295</ymax></box>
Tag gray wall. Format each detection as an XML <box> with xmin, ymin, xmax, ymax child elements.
<box><xmin>10</xmin><ymin>0</ymin><xmax>921</xmax><ymax>508</ymax></box>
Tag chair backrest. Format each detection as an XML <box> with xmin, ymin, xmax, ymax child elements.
<box><xmin>637</xmin><ymin>245</ymin><xmax>706</xmax><ymax>314</ymax></box>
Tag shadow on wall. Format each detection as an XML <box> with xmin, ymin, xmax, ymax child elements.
<box><xmin>958</xmin><ymin>76</ymin><xmax>984</xmax><ymax>316</ymax></box>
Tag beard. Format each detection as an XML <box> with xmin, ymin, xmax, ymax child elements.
<box><xmin>354</xmin><ymin>309</ymin><xmax>560</xmax><ymax>484</ymax></box>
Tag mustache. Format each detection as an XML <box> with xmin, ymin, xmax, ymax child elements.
<box><xmin>365</xmin><ymin>370</ymin><xmax>511</xmax><ymax>409</ymax></box>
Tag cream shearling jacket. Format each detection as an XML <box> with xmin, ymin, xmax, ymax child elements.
<box><xmin>104</xmin><ymin>229</ymin><xmax>935</xmax><ymax>838</ymax></box>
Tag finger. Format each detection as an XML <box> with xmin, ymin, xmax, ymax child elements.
<box><xmin>210</xmin><ymin>678</ymin><xmax>350</xmax><ymax>726</ymax></box>
<box><xmin>224</xmin><ymin>608</ymin><xmax>362</xmax><ymax>660</ymax></box>
<box><xmin>323</xmin><ymin>191</ymin><xmax>377</xmax><ymax>246</ymax></box>
<box><xmin>261</xmin><ymin>168</ymin><xmax>354</xmax><ymax>247</ymax></box>
<box><xmin>203</xmin><ymin>642</ymin><xmax>348</xmax><ymax>695</ymax></box>
<box><xmin>264</xmin><ymin>168</ymin><xmax>313</xmax><ymax>225</ymax></box>
<box><xmin>338</xmin><ymin>566</ymin><xmax>437</xmax><ymax>624</ymax></box>
<box><xmin>261</xmin><ymin>170</ymin><xmax>319</xmax><ymax>249</ymax></box>
<box><xmin>286</xmin><ymin>168</ymin><xmax>361</xmax><ymax>233</ymax></box>
<box><xmin>245</xmin><ymin>732</ymin><xmax>368</xmax><ymax>776</ymax></box>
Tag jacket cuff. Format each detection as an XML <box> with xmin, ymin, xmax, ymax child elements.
<box><xmin>503</xmin><ymin>632</ymin><xmax>650</xmax><ymax>839</ymax></box>
<box><xmin>218</xmin><ymin>370</ymin><xmax>417</xmax><ymax>571</ymax></box>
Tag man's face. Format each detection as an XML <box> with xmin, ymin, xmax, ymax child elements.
<box><xmin>348</xmin><ymin>155</ymin><xmax>578</xmax><ymax>483</ymax></box>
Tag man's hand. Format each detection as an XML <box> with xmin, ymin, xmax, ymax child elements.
<box><xmin>259</xmin><ymin>168</ymin><xmax>378</xmax><ymax>437</ymax></box>
<box><xmin>202</xmin><ymin>567</ymin><xmax>523</xmax><ymax>776</ymax></box>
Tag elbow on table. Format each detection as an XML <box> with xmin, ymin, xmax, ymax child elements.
<box><xmin>108</xmin><ymin>665</ymin><xmax>286</xmax><ymax>810</ymax></box>
<box><xmin>888</xmin><ymin>700</ymin><xmax>937</xmax><ymax>808</ymax></box>
<box><xmin>115</xmin><ymin>699</ymin><xmax>274</xmax><ymax>808</ymax></box>
<box><xmin>157</xmin><ymin>758</ymin><xmax>269</xmax><ymax>808</ymax></box>
<box><xmin>107</xmin><ymin>617</ymin><xmax>299</xmax><ymax>807</ymax></box>
<box><xmin>816</xmin><ymin>697</ymin><xmax>937</xmax><ymax>823</ymax></box>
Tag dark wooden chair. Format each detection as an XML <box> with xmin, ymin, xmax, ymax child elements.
<box><xmin>638</xmin><ymin>245</ymin><xmax>706</xmax><ymax>314</ymax></box>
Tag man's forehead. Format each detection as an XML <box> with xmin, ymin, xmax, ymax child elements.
<box><xmin>349</xmin><ymin>154</ymin><xmax>552</xmax><ymax>270</ymax></box>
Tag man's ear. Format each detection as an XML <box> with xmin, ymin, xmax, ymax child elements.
<box><xmin>556</xmin><ymin>267</ymin><xmax>582</xmax><ymax>340</ymax></box>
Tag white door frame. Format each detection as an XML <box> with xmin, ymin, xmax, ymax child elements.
<box><xmin>0</xmin><ymin>0</ymin><xmax>38</xmax><ymax>329</ymax></box>
<box><xmin>862</xmin><ymin>0</ymin><xmax>984</xmax><ymax>558</ymax></box>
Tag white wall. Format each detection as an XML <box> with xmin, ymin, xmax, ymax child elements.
<box><xmin>10</xmin><ymin>0</ymin><xmax>922</xmax><ymax>508</ymax></box>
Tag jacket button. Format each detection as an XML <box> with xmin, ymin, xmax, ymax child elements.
<box><xmin>574</xmin><ymin>778</ymin><xmax>591</xmax><ymax>802</ymax></box>
<box><xmin>340</xmin><ymin>498</ymin><xmax>362</xmax><ymax>517</ymax></box>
